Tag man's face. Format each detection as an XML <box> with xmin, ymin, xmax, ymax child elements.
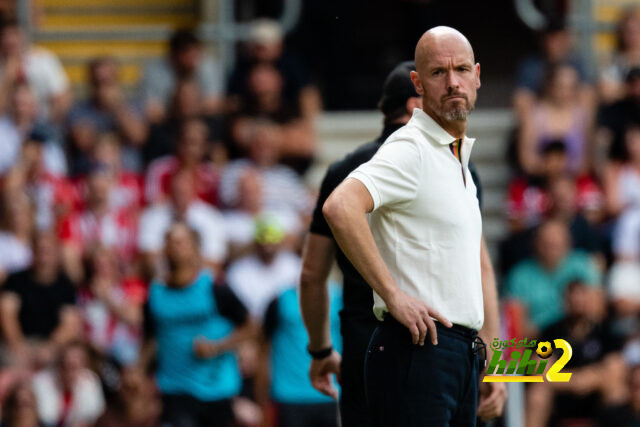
<box><xmin>165</xmin><ymin>224</ymin><xmax>198</xmax><ymax>266</ymax></box>
<box><xmin>174</xmin><ymin>45</ymin><xmax>200</xmax><ymax>73</ymax></box>
<box><xmin>535</xmin><ymin>222</ymin><xmax>570</xmax><ymax>269</ymax></box>
<box><xmin>411</xmin><ymin>36</ymin><xmax>480</xmax><ymax>123</ymax></box>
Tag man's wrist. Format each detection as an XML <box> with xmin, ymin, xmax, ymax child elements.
<box><xmin>307</xmin><ymin>345</ymin><xmax>333</xmax><ymax>359</ymax></box>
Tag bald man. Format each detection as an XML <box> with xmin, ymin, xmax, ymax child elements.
<box><xmin>323</xmin><ymin>27</ymin><xmax>505</xmax><ymax>426</ymax></box>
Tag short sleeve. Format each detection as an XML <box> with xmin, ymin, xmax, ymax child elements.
<box><xmin>262</xmin><ymin>297</ymin><xmax>279</xmax><ymax>340</ymax></box>
<box><xmin>310</xmin><ymin>162</ymin><xmax>343</xmax><ymax>237</ymax></box>
<box><xmin>2</xmin><ymin>272</ymin><xmax>22</xmax><ymax>296</ymax></box>
<box><xmin>213</xmin><ymin>285</ymin><xmax>249</xmax><ymax>326</ymax></box>
<box><xmin>143</xmin><ymin>302</ymin><xmax>155</xmax><ymax>339</ymax></box>
<box><xmin>347</xmin><ymin>138</ymin><xmax>422</xmax><ymax>210</ymax></box>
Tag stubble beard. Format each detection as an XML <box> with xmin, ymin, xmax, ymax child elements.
<box><xmin>441</xmin><ymin>98</ymin><xmax>473</xmax><ymax>122</ymax></box>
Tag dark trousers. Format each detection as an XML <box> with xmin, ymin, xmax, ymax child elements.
<box><xmin>364</xmin><ymin>317</ymin><xmax>481</xmax><ymax>427</ymax></box>
<box><xmin>277</xmin><ymin>402</ymin><xmax>339</xmax><ymax>427</ymax></box>
<box><xmin>340</xmin><ymin>314</ymin><xmax>378</xmax><ymax>427</ymax></box>
<box><xmin>161</xmin><ymin>394</ymin><xmax>233</xmax><ymax>427</ymax></box>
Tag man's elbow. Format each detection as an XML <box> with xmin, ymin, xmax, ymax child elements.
<box><xmin>322</xmin><ymin>191</ymin><xmax>348</xmax><ymax>231</ymax></box>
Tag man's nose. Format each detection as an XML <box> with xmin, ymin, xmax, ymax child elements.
<box><xmin>446</xmin><ymin>70</ymin><xmax>460</xmax><ymax>90</ymax></box>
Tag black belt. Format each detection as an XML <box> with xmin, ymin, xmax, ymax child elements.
<box><xmin>382</xmin><ymin>315</ymin><xmax>487</xmax><ymax>366</ymax></box>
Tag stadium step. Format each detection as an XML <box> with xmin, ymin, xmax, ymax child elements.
<box><xmin>32</xmin><ymin>0</ymin><xmax>200</xmax><ymax>92</ymax></box>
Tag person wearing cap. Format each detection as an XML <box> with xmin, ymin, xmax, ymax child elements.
<box><xmin>300</xmin><ymin>57</ymin><xmax>487</xmax><ymax>425</ymax></box>
<box><xmin>227</xmin><ymin>215</ymin><xmax>302</xmax><ymax>320</ymax></box>
<box><xmin>321</xmin><ymin>27</ymin><xmax>504</xmax><ymax>425</ymax></box>
<box><xmin>299</xmin><ymin>60</ymin><xmax>421</xmax><ymax>426</ymax></box>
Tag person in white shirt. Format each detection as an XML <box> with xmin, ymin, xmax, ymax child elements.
<box><xmin>322</xmin><ymin>26</ymin><xmax>504</xmax><ymax>425</ymax></box>
<box><xmin>32</xmin><ymin>342</ymin><xmax>105</xmax><ymax>426</ymax></box>
<box><xmin>0</xmin><ymin>19</ymin><xmax>71</xmax><ymax>122</ymax></box>
<box><xmin>138</xmin><ymin>170</ymin><xmax>227</xmax><ymax>276</ymax></box>
<box><xmin>226</xmin><ymin>215</ymin><xmax>301</xmax><ymax>319</ymax></box>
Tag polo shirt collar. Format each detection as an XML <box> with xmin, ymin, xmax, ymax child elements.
<box><xmin>410</xmin><ymin>108</ymin><xmax>475</xmax><ymax>148</ymax></box>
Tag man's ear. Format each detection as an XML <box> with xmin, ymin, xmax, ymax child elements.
<box><xmin>405</xmin><ymin>96</ymin><xmax>422</xmax><ymax>114</ymax></box>
<box><xmin>410</xmin><ymin>71</ymin><xmax>424</xmax><ymax>95</ymax></box>
<box><xmin>475</xmin><ymin>63</ymin><xmax>481</xmax><ymax>89</ymax></box>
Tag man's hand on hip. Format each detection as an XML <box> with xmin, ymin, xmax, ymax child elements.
<box><xmin>309</xmin><ymin>350</ymin><xmax>341</xmax><ymax>399</ymax></box>
<box><xmin>387</xmin><ymin>290</ymin><xmax>452</xmax><ymax>345</ymax></box>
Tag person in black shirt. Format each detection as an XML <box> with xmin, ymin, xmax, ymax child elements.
<box><xmin>597</xmin><ymin>67</ymin><xmax>640</xmax><ymax>161</ymax></box>
<box><xmin>0</xmin><ymin>231</ymin><xmax>79</xmax><ymax>368</ymax></box>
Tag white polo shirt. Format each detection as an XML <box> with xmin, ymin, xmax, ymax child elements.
<box><xmin>347</xmin><ymin>108</ymin><xmax>484</xmax><ymax>330</ymax></box>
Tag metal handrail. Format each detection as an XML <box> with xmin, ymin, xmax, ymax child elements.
<box><xmin>514</xmin><ymin>0</ymin><xmax>547</xmax><ymax>30</ymax></box>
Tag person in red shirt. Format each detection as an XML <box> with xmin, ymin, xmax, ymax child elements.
<box><xmin>60</xmin><ymin>162</ymin><xmax>138</xmax><ymax>283</ymax></box>
<box><xmin>144</xmin><ymin>117</ymin><xmax>220</xmax><ymax>206</ymax></box>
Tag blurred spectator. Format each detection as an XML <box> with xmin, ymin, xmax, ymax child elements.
<box><xmin>228</xmin><ymin>19</ymin><xmax>321</xmax><ymax>121</ymax></box>
<box><xmin>3</xmin><ymin>133</ymin><xmax>76</xmax><ymax>230</ymax></box>
<box><xmin>608</xmin><ymin>260</ymin><xmax>640</xmax><ymax>336</ymax></box>
<box><xmin>526</xmin><ymin>281</ymin><xmax>625</xmax><ymax>427</ymax></box>
<box><xmin>94</xmin><ymin>366</ymin><xmax>160</xmax><ymax>427</ymax></box>
<box><xmin>78</xmin><ymin>246</ymin><xmax>144</xmax><ymax>366</ymax></box>
<box><xmin>257</xmin><ymin>283</ymin><xmax>341</xmax><ymax>427</ymax></box>
<box><xmin>506</xmin><ymin>141</ymin><xmax>566</xmax><ymax>231</ymax></box>
<box><xmin>0</xmin><ymin>231</ymin><xmax>80</xmax><ymax>367</ymax></box>
<box><xmin>145</xmin><ymin>117</ymin><xmax>219</xmax><ymax>205</ymax></box>
<box><xmin>221</xmin><ymin>120</ymin><xmax>312</xmax><ymax>219</ymax></box>
<box><xmin>73</xmin><ymin>132</ymin><xmax>144</xmax><ymax>215</ymax></box>
<box><xmin>59</xmin><ymin>163</ymin><xmax>138</xmax><ymax>283</ymax></box>
<box><xmin>142</xmin><ymin>29</ymin><xmax>224</xmax><ymax>123</ymax></box>
<box><xmin>604</xmin><ymin>125</ymin><xmax>640</xmax><ymax>260</ymax></box>
<box><xmin>504</xmin><ymin>219</ymin><xmax>602</xmax><ymax>335</ymax></box>
<box><xmin>513</xmin><ymin>21</ymin><xmax>591</xmax><ymax>120</ymax></box>
<box><xmin>596</xmin><ymin>67</ymin><xmax>640</xmax><ymax>162</ymax></box>
<box><xmin>144</xmin><ymin>78</ymin><xmax>225</xmax><ymax>165</ymax></box>
<box><xmin>224</xmin><ymin>168</ymin><xmax>301</xmax><ymax>261</ymax></box>
<box><xmin>0</xmin><ymin>193</ymin><xmax>34</xmax><ymax>283</ymax></box>
<box><xmin>501</xmin><ymin>174</ymin><xmax>604</xmax><ymax>276</ymax></box>
<box><xmin>140</xmin><ymin>222</ymin><xmax>253</xmax><ymax>427</ymax></box>
<box><xmin>547</xmin><ymin>175</ymin><xmax>604</xmax><ymax>251</ymax></box>
<box><xmin>0</xmin><ymin>85</ymin><xmax>66</xmax><ymax>176</ymax></box>
<box><xmin>32</xmin><ymin>341</ymin><xmax>105</xmax><ymax>426</ymax></box>
<box><xmin>232</xmin><ymin>63</ymin><xmax>315</xmax><ymax>174</ymax></box>
<box><xmin>66</xmin><ymin>56</ymin><xmax>147</xmax><ymax>175</ymax></box>
<box><xmin>599</xmin><ymin>8</ymin><xmax>640</xmax><ymax>104</ymax></box>
<box><xmin>517</xmin><ymin>63</ymin><xmax>593</xmax><ymax>176</ymax></box>
<box><xmin>0</xmin><ymin>18</ymin><xmax>71</xmax><ymax>122</ymax></box>
<box><xmin>1</xmin><ymin>380</ymin><xmax>43</xmax><ymax>427</ymax></box>
<box><xmin>597</xmin><ymin>364</ymin><xmax>640</xmax><ymax>426</ymax></box>
<box><xmin>227</xmin><ymin>216</ymin><xmax>302</xmax><ymax>319</ymax></box>
<box><xmin>138</xmin><ymin>170</ymin><xmax>227</xmax><ymax>276</ymax></box>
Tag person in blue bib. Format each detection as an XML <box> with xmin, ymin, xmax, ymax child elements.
<box><xmin>257</xmin><ymin>282</ymin><xmax>342</xmax><ymax>427</ymax></box>
<box><xmin>141</xmin><ymin>222</ymin><xmax>254</xmax><ymax>427</ymax></box>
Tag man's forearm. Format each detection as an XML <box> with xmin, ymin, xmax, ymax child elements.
<box><xmin>323</xmin><ymin>181</ymin><xmax>399</xmax><ymax>305</ymax></box>
<box><xmin>479</xmin><ymin>237</ymin><xmax>499</xmax><ymax>353</ymax></box>
<box><xmin>299</xmin><ymin>234</ymin><xmax>335</xmax><ymax>350</ymax></box>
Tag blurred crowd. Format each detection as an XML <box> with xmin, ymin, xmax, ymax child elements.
<box><xmin>0</xmin><ymin>15</ymin><xmax>330</xmax><ymax>427</ymax></box>
<box><xmin>4</xmin><ymin>4</ymin><xmax>640</xmax><ymax>427</ymax></box>
<box><xmin>501</xmin><ymin>7</ymin><xmax>640</xmax><ymax>427</ymax></box>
